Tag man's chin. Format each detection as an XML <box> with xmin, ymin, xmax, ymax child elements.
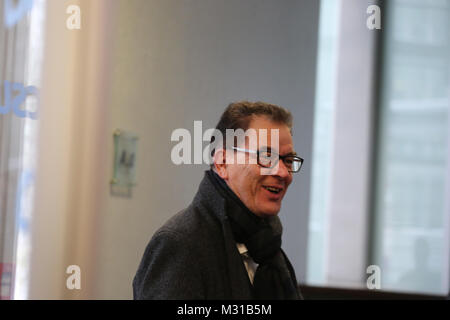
<box><xmin>255</xmin><ymin>205</ymin><xmax>281</xmax><ymax>218</ymax></box>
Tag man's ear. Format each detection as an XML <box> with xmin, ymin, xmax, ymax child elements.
<box><xmin>213</xmin><ymin>148</ymin><xmax>228</xmax><ymax>180</ymax></box>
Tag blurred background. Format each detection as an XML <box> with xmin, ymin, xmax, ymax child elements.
<box><xmin>0</xmin><ymin>0</ymin><xmax>449</xmax><ymax>299</ymax></box>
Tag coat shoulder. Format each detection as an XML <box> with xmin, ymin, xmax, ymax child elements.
<box><xmin>155</xmin><ymin>203</ymin><xmax>222</xmax><ymax>244</ymax></box>
<box><xmin>133</xmin><ymin>203</ymin><xmax>228</xmax><ymax>299</ymax></box>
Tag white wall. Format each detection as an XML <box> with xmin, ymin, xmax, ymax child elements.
<box><xmin>325</xmin><ymin>0</ymin><xmax>379</xmax><ymax>288</ymax></box>
<box><xmin>29</xmin><ymin>0</ymin><xmax>116</xmax><ymax>299</ymax></box>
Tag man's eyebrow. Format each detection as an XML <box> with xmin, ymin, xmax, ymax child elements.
<box><xmin>261</xmin><ymin>147</ymin><xmax>297</xmax><ymax>156</ymax></box>
<box><xmin>282</xmin><ymin>151</ymin><xmax>297</xmax><ymax>157</ymax></box>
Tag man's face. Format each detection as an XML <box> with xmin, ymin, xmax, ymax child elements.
<box><xmin>218</xmin><ymin>116</ymin><xmax>294</xmax><ymax>218</ymax></box>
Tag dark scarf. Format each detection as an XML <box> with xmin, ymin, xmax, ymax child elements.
<box><xmin>206</xmin><ymin>170</ymin><xmax>300</xmax><ymax>300</ymax></box>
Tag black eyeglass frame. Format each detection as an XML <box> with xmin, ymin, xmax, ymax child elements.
<box><xmin>231</xmin><ymin>147</ymin><xmax>304</xmax><ymax>173</ymax></box>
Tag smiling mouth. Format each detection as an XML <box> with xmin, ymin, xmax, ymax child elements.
<box><xmin>263</xmin><ymin>186</ymin><xmax>283</xmax><ymax>194</ymax></box>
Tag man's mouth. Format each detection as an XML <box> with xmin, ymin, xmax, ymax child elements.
<box><xmin>262</xmin><ymin>185</ymin><xmax>283</xmax><ymax>194</ymax></box>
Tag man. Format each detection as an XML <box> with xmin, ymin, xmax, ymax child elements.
<box><xmin>133</xmin><ymin>101</ymin><xmax>304</xmax><ymax>299</ymax></box>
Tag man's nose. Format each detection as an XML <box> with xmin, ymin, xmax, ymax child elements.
<box><xmin>274</xmin><ymin>159</ymin><xmax>290</xmax><ymax>179</ymax></box>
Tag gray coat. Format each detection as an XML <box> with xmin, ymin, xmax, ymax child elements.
<box><xmin>132</xmin><ymin>172</ymin><xmax>298</xmax><ymax>299</ymax></box>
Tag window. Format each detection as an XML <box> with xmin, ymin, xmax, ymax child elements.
<box><xmin>372</xmin><ymin>0</ymin><xmax>450</xmax><ymax>295</ymax></box>
<box><xmin>0</xmin><ymin>0</ymin><xmax>46</xmax><ymax>300</ymax></box>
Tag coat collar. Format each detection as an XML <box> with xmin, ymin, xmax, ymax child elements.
<box><xmin>192</xmin><ymin>170</ymin><xmax>228</xmax><ymax>222</ymax></box>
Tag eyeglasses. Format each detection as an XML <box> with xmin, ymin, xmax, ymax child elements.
<box><xmin>232</xmin><ymin>147</ymin><xmax>303</xmax><ymax>173</ymax></box>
